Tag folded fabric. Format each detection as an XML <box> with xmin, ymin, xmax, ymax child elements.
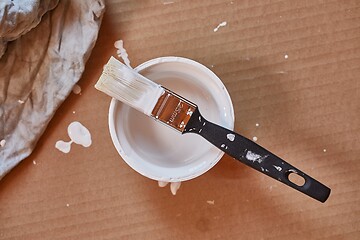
<box><xmin>0</xmin><ymin>0</ymin><xmax>105</xmax><ymax>180</ymax></box>
<box><xmin>0</xmin><ymin>0</ymin><xmax>59</xmax><ymax>58</ymax></box>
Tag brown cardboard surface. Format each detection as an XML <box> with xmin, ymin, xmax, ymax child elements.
<box><xmin>1</xmin><ymin>0</ymin><xmax>359</xmax><ymax>239</ymax></box>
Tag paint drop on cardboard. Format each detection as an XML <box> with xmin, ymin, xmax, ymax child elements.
<box><xmin>158</xmin><ymin>181</ymin><xmax>169</xmax><ymax>187</ymax></box>
<box><xmin>214</xmin><ymin>21</ymin><xmax>227</xmax><ymax>32</ymax></box>
<box><xmin>170</xmin><ymin>182</ymin><xmax>181</xmax><ymax>195</ymax></box>
<box><xmin>55</xmin><ymin>140</ymin><xmax>72</xmax><ymax>153</ymax></box>
<box><xmin>55</xmin><ymin>122</ymin><xmax>92</xmax><ymax>153</ymax></box>
<box><xmin>72</xmin><ymin>84</ymin><xmax>82</xmax><ymax>94</ymax></box>
<box><xmin>114</xmin><ymin>40</ymin><xmax>131</xmax><ymax>68</ymax></box>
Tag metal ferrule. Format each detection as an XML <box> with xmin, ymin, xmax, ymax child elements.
<box><xmin>151</xmin><ymin>88</ymin><xmax>197</xmax><ymax>133</ymax></box>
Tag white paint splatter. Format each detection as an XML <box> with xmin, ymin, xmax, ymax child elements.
<box><xmin>114</xmin><ymin>40</ymin><xmax>131</xmax><ymax>68</ymax></box>
<box><xmin>72</xmin><ymin>84</ymin><xmax>82</xmax><ymax>95</ymax></box>
<box><xmin>162</xmin><ymin>0</ymin><xmax>175</xmax><ymax>4</ymax></box>
<box><xmin>186</xmin><ymin>109</ymin><xmax>193</xmax><ymax>116</ymax></box>
<box><xmin>33</xmin><ymin>160</ymin><xmax>37</xmax><ymax>165</ymax></box>
<box><xmin>170</xmin><ymin>182</ymin><xmax>181</xmax><ymax>195</ymax></box>
<box><xmin>252</xmin><ymin>136</ymin><xmax>258</xmax><ymax>142</ymax></box>
<box><xmin>245</xmin><ymin>151</ymin><xmax>267</xmax><ymax>163</ymax></box>
<box><xmin>68</xmin><ymin>122</ymin><xmax>92</xmax><ymax>147</ymax></box>
<box><xmin>227</xmin><ymin>133</ymin><xmax>235</xmax><ymax>141</ymax></box>
<box><xmin>158</xmin><ymin>181</ymin><xmax>182</xmax><ymax>195</ymax></box>
<box><xmin>255</xmin><ymin>123</ymin><xmax>260</xmax><ymax>127</ymax></box>
<box><xmin>55</xmin><ymin>140</ymin><xmax>72</xmax><ymax>153</ymax></box>
<box><xmin>66</xmin><ymin>203</ymin><xmax>70</xmax><ymax>207</ymax></box>
<box><xmin>158</xmin><ymin>181</ymin><xmax>169</xmax><ymax>187</ymax></box>
<box><xmin>72</xmin><ymin>111</ymin><xmax>76</xmax><ymax>114</ymax></box>
<box><xmin>207</xmin><ymin>200</ymin><xmax>215</xmax><ymax>205</ymax></box>
<box><xmin>214</xmin><ymin>21</ymin><xmax>227</xmax><ymax>32</ymax></box>
<box><xmin>323</xmin><ymin>149</ymin><xmax>327</xmax><ymax>153</ymax></box>
<box><xmin>55</xmin><ymin>122</ymin><xmax>92</xmax><ymax>153</ymax></box>
<box><xmin>273</xmin><ymin>165</ymin><xmax>282</xmax><ymax>171</ymax></box>
<box><xmin>18</xmin><ymin>99</ymin><xmax>25</xmax><ymax>104</ymax></box>
<box><xmin>0</xmin><ymin>139</ymin><xmax>6</xmax><ymax>147</ymax></box>
<box><xmin>284</xmin><ymin>54</ymin><xmax>289</xmax><ymax>59</ymax></box>
<box><xmin>221</xmin><ymin>144</ymin><xmax>226</xmax><ymax>148</ymax></box>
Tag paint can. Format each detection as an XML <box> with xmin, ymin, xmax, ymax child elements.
<box><xmin>108</xmin><ymin>57</ymin><xmax>234</xmax><ymax>182</ymax></box>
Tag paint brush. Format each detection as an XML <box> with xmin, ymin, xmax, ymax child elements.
<box><xmin>95</xmin><ymin>57</ymin><xmax>331</xmax><ymax>202</ymax></box>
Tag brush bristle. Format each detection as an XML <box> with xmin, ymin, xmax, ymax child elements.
<box><xmin>95</xmin><ymin>57</ymin><xmax>165</xmax><ymax>115</ymax></box>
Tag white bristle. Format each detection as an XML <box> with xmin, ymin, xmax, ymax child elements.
<box><xmin>95</xmin><ymin>57</ymin><xmax>165</xmax><ymax>115</ymax></box>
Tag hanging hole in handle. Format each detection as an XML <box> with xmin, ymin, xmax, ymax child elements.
<box><xmin>288</xmin><ymin>171</ymin><xmax>306</xmax><ymax>186</ymax></box>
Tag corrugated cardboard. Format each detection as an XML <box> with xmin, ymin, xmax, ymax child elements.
<box><xmin>1</xmin><ymin>0</ymin><xmax>359</xmax><ymax>239</ymax></box>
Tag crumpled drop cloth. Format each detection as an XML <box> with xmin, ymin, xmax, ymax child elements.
<box><xmin>0</xmin><ymin>0</ymin><xmax>105</xmax><ymax>180</ymax></box>
<box><xmin>0</xmin><ymin>0</ymin><xmax>59</xmax><ymax>58</ymax></box>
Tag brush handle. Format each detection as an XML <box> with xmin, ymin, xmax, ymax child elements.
<box><xmin>183</xmin><ymin>109</ymin><xmax>331</xmax><ymax>203</ymax></box>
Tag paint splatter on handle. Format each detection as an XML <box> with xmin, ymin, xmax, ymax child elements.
<box><xmin>183</xmin><ymin>108</ymin><xmax>331</xmax><ymax>202</ymax></box>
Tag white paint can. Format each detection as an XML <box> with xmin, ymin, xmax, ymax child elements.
<box><xmin>108</xmin><ymin>57</ymin><xmax>234</xmax><ymax>182</ymax></box>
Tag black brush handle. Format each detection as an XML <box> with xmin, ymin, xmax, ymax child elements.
<box><xmin>183</xmin><ymin>109</ymin><xmax>331</xmax><ymax>203</ymax></box>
